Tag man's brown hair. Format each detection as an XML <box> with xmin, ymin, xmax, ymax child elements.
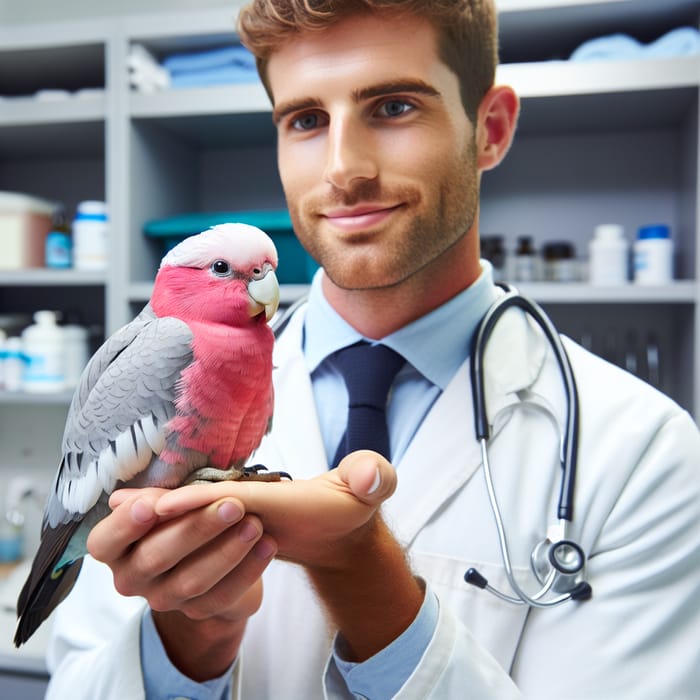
<box><xmin>237</xmin><ymin>0</ymin><xmax>498</xmax><ymax>122</ymax></box>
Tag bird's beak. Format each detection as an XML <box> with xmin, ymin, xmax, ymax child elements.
<box><xmin>248</xmin><ymin>269</ymin><xmax>280</xmax><ymax>321</ymax></box>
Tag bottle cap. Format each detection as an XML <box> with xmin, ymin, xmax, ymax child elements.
<box><xmin>594</xmin><ymin>224</ymin><xmax>625</xmax><ymax>240</ymax></box>
<box><xmin>75</xmin><ymin>201</ymin><xmax>108</xmax><ymax>221</ymax></box>
<box><xmin>637</xmin><ymin>224</ymin><xmax>670</xmax><ymax>240</ymax></box>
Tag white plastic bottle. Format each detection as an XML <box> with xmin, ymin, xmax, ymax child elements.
<box><xmin>21</xmin><ymin>311</ymin><xmax>65</xmax><ymax>393</ymax></box>
<box><xmin>589</xmin><ymin>224</ymin><xmax>628</xmax><ymax>285</ymax></box>
<box><xmin>633</xmin><ymin>224</ymin><xmax>673</xmax><ymax>285</ymax></box>
<box><xmin>4</xmin><ymin>337</ymin><xmax>26</xmax><ymax>392</ymax></box>
<box><xmin>62</xmin><ymin>323</ymin><xmax>90</xmax><ymax>389</ymax></box>
<box><xmin>0</xmin><ymin>329</ymin><xmax>6</xmax><ymax>389</ymax></box>
<box><xmin>72</xmin><ymin>200</ymin><xmax>108</xmax><ymax>270</ymax></box>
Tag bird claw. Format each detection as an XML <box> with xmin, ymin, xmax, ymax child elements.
<box><xmin>184</xmin><ymin>464</ymin><xmax>292</xmax><ymax>485</ymax></box>
<box><xmin>241</xmin><ymin>464</ymin><xmax>293</xmax><ymax>482</ymax></box>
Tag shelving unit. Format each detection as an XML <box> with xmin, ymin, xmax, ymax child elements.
<box><xmin>0</xmin><ymin>0</ymin><xmax>699</xmax><ymax>468</ymax></box>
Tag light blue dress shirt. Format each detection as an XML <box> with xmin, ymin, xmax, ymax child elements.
<box><xmin>141</xmin><ymin>263</ymin><xmax>498</xmax><ymax>699</ymax></box>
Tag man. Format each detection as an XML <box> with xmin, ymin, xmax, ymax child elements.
<box><xmin>46</xmin><ymin>1</ymin><xmax>700</xmax><ymax>698</ymax></box>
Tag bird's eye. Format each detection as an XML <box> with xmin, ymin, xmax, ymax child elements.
<box><xmin>211</xmin><ymin>260</ymin><xmax>230</xmax><ymax>276</ymax></box>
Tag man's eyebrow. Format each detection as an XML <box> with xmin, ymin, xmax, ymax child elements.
<box><xmin>271</xmin><ymin>80</ymin><xmax>440</xmax><ymax>125</ymax></box>
<box><xmin>353</xmin><ymin>79</ymin><xmax>441</xmax><ymax>102</ymax></box>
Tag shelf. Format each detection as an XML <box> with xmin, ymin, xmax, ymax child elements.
<box><xmin>129</xmin><ymin>83</ymin><xmax>270</xmax><ymax>119</ymax></box>
<box><xmin>516</xmin><ymin>280</ymin><xmax>697</xmax><ymax>304</ymax></box>
<box><xmin>0</xmin><ymin>92</ymin><xmax>106</xmax><ymax>127</ymax></box>
<box><xmin>498</xmin><ymin>56</ymin><xmax>700</xmax><ymax>99</ymax></box>
<box><xmin>0</xmin><ymin>390</ymin><xmax>73</xmax><ymax>406</ymax></box>
<box><xmin>0</xmin><ymin>270</ymin><xmax>106</xmax><ymax>287</ymax></box>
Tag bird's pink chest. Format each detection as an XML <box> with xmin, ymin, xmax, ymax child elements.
<box><xmin>167</xmin><ymin>322</ymin><xmax>274</xmax><ymax>468</ymax></box>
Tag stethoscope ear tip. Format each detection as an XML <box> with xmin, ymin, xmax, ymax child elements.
<box><xmin>464</xmin><ymin>568</ymin><xmax>488</xmax><ymax>589</ymax></box>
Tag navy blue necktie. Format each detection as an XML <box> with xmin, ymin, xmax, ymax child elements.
<box><xmin>332</xmin><ymin>341</ymin><xmax>405</xmax><ymax>468</ymax></box>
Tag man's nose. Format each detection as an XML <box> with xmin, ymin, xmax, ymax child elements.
<box><xmin>323</xmin><ymin>116</ymin><xmax>378</xmax><ymax>190</ymax></box>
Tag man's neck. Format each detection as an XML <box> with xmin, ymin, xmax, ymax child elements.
<box><xmin>320</xmin><ymin>234</ymin><xmax>481</xmax><ymax>339</ymax></box>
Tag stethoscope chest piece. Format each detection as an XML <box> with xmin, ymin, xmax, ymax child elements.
<box><xmin>531</xmin><ymin>538</ymin><xmax>590</xmax><ymax>599</ymax></box>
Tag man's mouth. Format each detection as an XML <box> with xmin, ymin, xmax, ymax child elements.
<box><xmin>321</xmin><ymin>204</ymin><xmax>403</xmax><ymax>233</ymax></box>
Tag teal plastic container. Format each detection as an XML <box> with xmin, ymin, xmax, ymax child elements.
<box><xmin>143</xmin><ymin>210</ymin><xmax>319</xmax><ymax>284</ymax></box>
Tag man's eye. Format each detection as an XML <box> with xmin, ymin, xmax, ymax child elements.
<box><xmin>292</xmin><ymin>113</ymin><xmax>321</xmax><ymax>131</ymax></box>
<box><xmin>379</xmin><ymin>100</ymin><xmax>413</xmax><ymax>117</ymax></box>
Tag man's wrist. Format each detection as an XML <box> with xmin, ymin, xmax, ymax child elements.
<box><xmin>151</xmin><ymin>609</ymin><xmax>246</xmax><ymax>682</ymax></box>
<box><xmin>306</xmin><ymin>515</ymin><xmax>424</xmax><ymax>662</ymax></box>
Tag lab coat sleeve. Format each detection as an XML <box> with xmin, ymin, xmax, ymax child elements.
<box><xmin>45</xmin><ymin>556</ymin><xmax>147</xmax><ymax>700</ymax></box>
<box><xmin>324</xmin><ymin>598</ymin><xmax>523</xmax><ymax>699</ymax></box>
<box><xmin>46</xmin><ymin>555</ymin><xmax>244</xmax><ymax>700</ymax></box>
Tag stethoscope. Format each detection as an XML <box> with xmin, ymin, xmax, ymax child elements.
<box><xmin>464</xmin><ymin>284</ymin><xmax>592</xmax><ymax>607</ymax></box>
<box><xmin>273</xmin><ymin>285</ymin><xmax>593</xmax><ymax>607</ymax></box>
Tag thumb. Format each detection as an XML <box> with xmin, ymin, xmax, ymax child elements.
<box><xmin>336</xmin><ymin>450</ymin><xmax>397</xmax><ymax>506</ymax></box>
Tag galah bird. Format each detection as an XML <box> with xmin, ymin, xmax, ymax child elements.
<box><xmin>15</xmin><ymin>222</ymin><xmax>282</xmax><ymax>646</ymax></box>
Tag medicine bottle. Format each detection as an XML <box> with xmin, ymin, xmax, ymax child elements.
<box><xmin>62</xmin><ymin>322</ymin><xmax>90</xmax><ymax>389</ymax></box>
<box><xmin>514</xmin><ymin>236</ymin><xmax>537</xmax><ymax>282</ymax></box>
<box><xmin>633</xmin><ymin>224</ymin><xmax>673</xmax><ymax>285</ymax></box>
<box><xmin>21</xmin><ymin>310</ymin><xmax>65</xmax><ymax>393</ymax></box>
<box><xmin>481</xmin><ymin>235</ymin><xmax>506</xmax><ymax>282</ymax></box>
<box><xmin>543</xmin><ymin>242</ymin><xmax>577</xmax><ymax>282</ymax></box>
<box><xmin>4</xmin><ymin>337</ymin><xmax>25</xmax><ymax>392</ymax></box>
<box><xmin>45</xmin><ymin>207</ymin><xmax>72</xmax><ymax>269</ymax></box>
<box><xmin>589</xmin><ymin>224</ymin><xmax>628</xmax><ymax>285</ymax></box>
<box><xmin>73</xmin><ymin>200</ymin><xmax>108</xmax><ymax>270</ymax></box>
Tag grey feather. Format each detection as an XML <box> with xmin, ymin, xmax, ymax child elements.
<box><xmin>44</xmin><ymin>304</ymin><xmax>194</xmax><ymax>529</ymax></box>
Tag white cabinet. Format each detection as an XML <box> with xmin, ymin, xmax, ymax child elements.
<box><xmin>0</xmin><ymin>1</ymin><xmax>698</xmax><ymax>440</ymax></box>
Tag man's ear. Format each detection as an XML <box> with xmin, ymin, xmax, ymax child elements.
<box><xmin>475</xmin><ymin>85</ymin><xmax>520</xmax><ymax>172</ymax></box>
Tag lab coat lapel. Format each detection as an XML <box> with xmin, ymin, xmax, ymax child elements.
<box><xmin>264</xmin><ymin>306</ymin><xmax>329</xmax><ymax>478</ymax></box>
<box><xmin>384</xmin><ymin>306</ymin><xmax>548</xmax><ymax>547</ymax></box>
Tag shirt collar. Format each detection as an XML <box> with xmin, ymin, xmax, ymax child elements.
<box><xmin>303</xmin><ymin>262</ymin><xmax>500</xmax><ymax>390</ymax></box>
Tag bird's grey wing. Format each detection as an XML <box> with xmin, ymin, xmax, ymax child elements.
<box><xmin>64</xmin><ymin>303</ymin><xmax>156</xmax><ymax>426</ymax></box>
<box><xmin>45</xmin><ymin>313</ymin><xmax>194</xmax><ymax>529</ymax></box>
<box><xmin>15</xmin><ymin>312</ymin><xmax>194</xmax><ymax>647</ymax></box>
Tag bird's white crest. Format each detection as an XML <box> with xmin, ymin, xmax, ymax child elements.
<box><xmin>160</xmin><ymin>223</ymin><xmax>278</xmax><ymax>271</ymax></box>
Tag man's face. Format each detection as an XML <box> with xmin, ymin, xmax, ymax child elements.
<box><xmin>267</xmin><ymin>11</ymin><xmax>479</xmax><ymax>292</ymax></box>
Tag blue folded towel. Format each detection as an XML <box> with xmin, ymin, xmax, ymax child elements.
<box><xmin>169</xmin><ymin>65</ymin><xmax>261</xmax><ymax>88</ymax></box>
<box><xmin>570</xmin><ymin>26</ymin><xmax>700</xmax><ymax>62</ymax></box>
<box><xmin>163</xmin><ymin>45</ymin><xmax>257</xmax><ymax>75</ymax></box>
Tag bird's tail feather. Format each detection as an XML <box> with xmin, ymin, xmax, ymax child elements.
<box><xmin>14</xmin><ymin>519</ymin><xmax>82</xmax><ymax>647</ymax></box>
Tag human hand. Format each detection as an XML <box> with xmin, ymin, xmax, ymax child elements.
<box><xmin>153</xmin><ymin>450</ymin><xmax>398</xmax><ymax>569</ymax></box>
<box><xmin>86</xmin><ymin>487</ymin><xmax>277</xmax><ymax>680</ymax></box>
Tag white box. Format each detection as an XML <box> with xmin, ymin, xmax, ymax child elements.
<box><xmin>0</xmin><ymin>192</ymin><xmax>56</xmax><ymax>269</ymax></box>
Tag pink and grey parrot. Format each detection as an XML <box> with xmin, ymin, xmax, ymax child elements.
<box><xmin>14</xmin><ymin>222</ymin><xmax>282</xmax><ymax>646</ymax></box>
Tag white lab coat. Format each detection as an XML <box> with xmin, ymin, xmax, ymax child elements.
<box><xmin>46</xmin><ymin>302</ymin><xmax>700</xmax><ymax>699</ymax></box>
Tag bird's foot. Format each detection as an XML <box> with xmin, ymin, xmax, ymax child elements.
<box><xmin>185</xmin><ymin>464</ymin><xmax>291</xmax><ymax>485</ymax></box>
<box><xmin>240</xmin><ymin>464</ymin><xmax>293</xmax><ymax>482</ymax></box>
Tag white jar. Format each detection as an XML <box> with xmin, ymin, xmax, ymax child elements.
<box><xmin>3</xmin><ymin>337</ymin><xmax>25</xmax><ymax>391</ymax></box>
<box><xmin>633</xmin><ymin>224</ymin><xmax>673</xmax><ymax>285</ymax></box>
<box><xmin>589</xmin><ymin>224</ymin><xmax>628</xmax><ymax>285</ymax></box>
<box><xmin>62</xmin><ymin>323</ymin><xmax>90</xmax><ymax>389</ymax></box>
<box><xmin>21</xmin><ymin>310</ymin><xmax>65</xmax><ymax>393</ymax></box>
<box><xmin>72</xmin><ymin>200</ymin><xmax>108</xmax><ymax>270</ymax></box>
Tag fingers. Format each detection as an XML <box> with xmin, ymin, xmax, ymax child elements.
<box><xmin>88</xmin><ymin>487</ymin><xmax>277</xmax><ymax>622</ymax></box>
<box><xmin>87</xmin><ymin>488</ymin><xmax>164</xmax><ymax>563</ymax></box>
<box><xmin>336</xmin><ymin>450</ymin><xmax>397</xmax><ymax>505</ymax></box>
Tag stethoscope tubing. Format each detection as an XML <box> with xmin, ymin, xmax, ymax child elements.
<box><xmin>470</xmin><ymin>285</ymin><xmax>580</xmax><ymax>523</ymax></box>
